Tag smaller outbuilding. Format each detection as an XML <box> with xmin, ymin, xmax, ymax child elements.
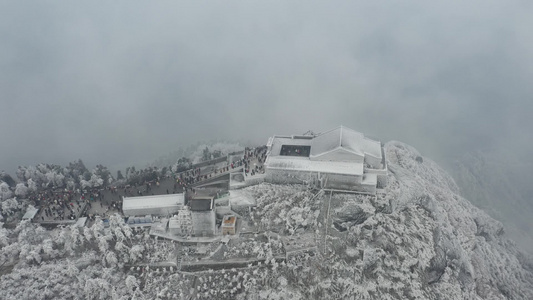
<box><xmin>189</xmin><ymin>196</ymin><xmax>216</xmax><ymax>237</ymax></box>
<box><xmin>122</xmin><ymin>194</ymin><xmax>185</xmax><ymax>217</ymax></box>
<box><xmin>168</xmin><ymin>208</ymin><xmax>193</xmax><ymax>236</ymax></box>
<box><xmin>222</xmin><ymin>215</ymin><xmax>237</xmax><ymax>235</ymax></box>
<box><xmin>22</xmin><ymin>206</ymin><xmax>39</xmax><ymax>221</ymax></box>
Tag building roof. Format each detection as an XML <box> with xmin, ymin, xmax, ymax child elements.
<box><xmin>191</xmin><ymin>210</ymin><xmax>216</xmax><ymax>234</ymax></box>
<box><xmin>168</xmin><ymin>217</ymin><xmax>183</xmax><ymax>229</ymax></box>
<box><xmin>268</xmin><ymin>126</ymin><xmax>382</xmax><ymax>161</ymax></box>
<box><xmin>123</xmin><ymin>194</ymin><xmax>185</xmax><ymax>211</ymax></box>
<box><xmin>311</xmin><ymin>126</ymin><xmax>365</xmax><ymax>157</ymax></box>
<box><xmin>222</xmin><ymin>215</ymin><xmax>236</xmax><ymax>227</ymax></box>
<box><xmin>269</xmin><ymin>136</ymin><xmax>315</xmax><ymax>158</ymax></box>
<box><xmin>22</xmin><ymin>206</ymin><xmax>39</xmax><ymax>220</ymax></box>
<box><xmin>265</xmin><ymin>126</ymin><xmax>385</xmax><ymax>176</ymax></box>
<box><xmin>189</xmin><ymin>197</ymin><xmax>214</xmax><ymax>211</ymax></box>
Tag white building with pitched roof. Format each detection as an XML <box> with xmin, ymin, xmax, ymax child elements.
<box><xmin>264</xmin><ymin>126</ymin><xmax>387</xmax><ymax>193</ymax></box>
<box><xmin>122</xmin><ymin>193</ymin><xmax>185</xmax><ymax>217</ymax></box>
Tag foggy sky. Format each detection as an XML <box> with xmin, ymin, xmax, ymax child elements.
<box><xmin>1</xmin><ymin>1</ymin><xmax>532</xmax><ymax>174</ymax></box>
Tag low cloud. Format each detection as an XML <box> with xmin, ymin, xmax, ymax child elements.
<box><xmin>1</xmin><ymin>1</ymin><xmax>532</xmax><ymax>173</ymax></box>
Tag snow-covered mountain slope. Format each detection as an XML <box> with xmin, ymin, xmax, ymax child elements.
<box><xmin>230</xmin><ymin>141</ymin><xmax>533</xmax><ymax>299</ymax></box>
<box><xmin>371</xmin><ymin>141</ymin><xmax>533</xmax><ymax>299</ymax></box>
<box><xmin>1</xmin><ymin>141</ymin><xmax>532</xmax><ymax>300</ymax></box>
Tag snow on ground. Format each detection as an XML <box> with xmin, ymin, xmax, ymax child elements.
<box><xmin>228</xmin><ymin>189</ymin><xmax>256</xmax><ymax>208</ymax></box>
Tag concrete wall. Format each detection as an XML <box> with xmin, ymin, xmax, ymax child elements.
<box><xmin>376</xmin><ymin>174</ymin><xmax>388</xmax><ymax>189</ymax></box>
<box><xmin>229</xmin><ymin>174</ymin><xmax>266</xmax><ymax>190</ymax></box>
<box><xmin>358</xmin><ymin>182</ymin><xmax>377</xmax><ymax>194</ymax></box>
<box><xmin>322</xmin><ymin>173</ymin><xmax>362</xmax><ymax>190</ymax></box>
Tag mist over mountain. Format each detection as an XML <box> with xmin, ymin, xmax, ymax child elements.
<box><xmin>1</xmin><ymin>1</ymin><xmax>533</xmax><ymax>182</ymax></box>
<box><xmin>452</xmin><ymin>151</ymin><xmax>533</xmax><ymax>254</ymax></box>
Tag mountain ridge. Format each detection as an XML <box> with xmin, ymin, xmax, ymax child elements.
<box><xmin>0</xmin><ymin>140</ymin><xmax>532</xmax><ymax>299</ymax></box>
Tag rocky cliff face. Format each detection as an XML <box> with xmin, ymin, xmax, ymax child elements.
<box><xmin>359</xmin><ymin>141</ymin><xmax>533</xmax><ymax>299</ymax></box>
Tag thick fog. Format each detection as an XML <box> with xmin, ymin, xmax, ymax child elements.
<box><xmin>1</xmin><ymin>1</ymin><xmax>532</xmax><ymax>173</ymax></box>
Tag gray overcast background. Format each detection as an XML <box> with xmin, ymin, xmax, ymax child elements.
<box><xmin>2</xmin><ymin>1</ymin><xmax>533</xmax><ymax>251</ymax></box>
<box><xmin>0</xmin><ymin>2</ymin><xmax>531</xmax><ymax>174</ymax></box>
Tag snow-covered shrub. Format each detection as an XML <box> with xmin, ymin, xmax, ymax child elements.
<box><xmin>14</xmin><ymin>183</ymin><xmax>28</xmax><ymax>198</ymax></box>
<box><xmin>250</xmin><ymin>184</ymin><xmax>320</xmax><ymax>233</ymax></box>
<box><xmin>1</xmin><ymin>198</ymin><xmax>20</xmax><ymax>215</ymax></box>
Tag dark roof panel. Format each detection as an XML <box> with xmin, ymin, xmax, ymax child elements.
<box><xmin>190</xmin><ymin>197</ymin><xmax>213</xmax><ymax>211</ymax></box>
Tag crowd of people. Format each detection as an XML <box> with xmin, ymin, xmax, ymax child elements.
<box><xmin>174</xmin><ymin>156</ymin><xmax>247</xmax><ymax>189</ymax></box>
<box><xmin>243</xmin><ymin>146</ymin><xmax>267</xmax><ymax>176</ymax></box>
<box><xmin>28</xmin><ymin>146</ymin><xmax>268</xmax><ymax>223</ymax></box>
<box><xmin>32</xmin><ymin>189</ymin><xmax>83</xmax><ymax>222</ymax></box>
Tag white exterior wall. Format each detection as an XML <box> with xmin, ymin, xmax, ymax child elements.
<box><xmin>366</xmin><ymin>166</ymin><xmax>388</xmax><ymax>188</ymax></box>
<box><xmin>123</xmin><ymin>206</ymin><xmax>181</xmax><ymax>217</ymax></box>
<box><xmin>265</xmin><ymin>169</ymin><xmax>318</xmax><ymax>185</ymax></box>
<box><xmin>266</xmin><ymin>169</ymin><xmax>370</xmax><ymax>191</ymax></box>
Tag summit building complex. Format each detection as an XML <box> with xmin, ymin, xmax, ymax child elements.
<box><xmin>264</xmin><ymin>126</ymin><xmax>387</xmax><ymax>194</ymax></box>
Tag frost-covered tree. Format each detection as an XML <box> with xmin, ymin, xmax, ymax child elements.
<box><xmin>202</xmin><ymin>146</ymin><xmax>211</xmax><ymax>162</ymax></box>
<box><xmin>93</xmin><ymin>165</ymin><xmax>112</xmax><ymax>187</ymax></box>
<box><xmin>45</xmin><ymin>170</ymin><xmax>65</xmax><ymax>188</ymax></box>
<box><xmin>89</xmin><ymin>174</ymin><xmax>104</xmax><ymax>188</ymax></box>
<box><xmin>16</xmin><ymin>166</ymin><xmax>28</xmax><ymax>182</ymax></box>
<box><xmin>1</xmin><ymin>198</ymin><xmax>19</xmax><ymax>216</ymax></box>
<box><xmin>0</xmin><ymin>171</ymin><xmax>16</xmax><ymax>188</ymax></box>
<box><xmin>125</xmin><ymin>275</ymin><xmax>138</xmax><ymax>293</ymax></box>
<box><xmin>26</xmin><ymin>178</ymin><xmax>37</xmax><ymax>193</ymax></box>
<box><xmin>175</xmin><ymin>157</ymin><xmax>192</xmax><ymax>172</ymax></box>
<box><xmin>0</xmin><ymin>181</ymin><xmax>13</xmax><ymax>200</ymax></box>
<box><xmin>190</xmin><ymin>142</ymin><xmax>243</xmax><ymax>164</ymax></box>
<box><xmin>81</xmin><ymin>173</ymin><xmax>104</xmax><ymax>190</ymax></box>
<box><xmin>65</xmin><ymin>159</ymin><xmax>89</xmax><ymax>185</ymax></box>
<box><xmin>0</xmin><ymin>223</ymin><xmax>9</xmax><ymax>248</ymax></box>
